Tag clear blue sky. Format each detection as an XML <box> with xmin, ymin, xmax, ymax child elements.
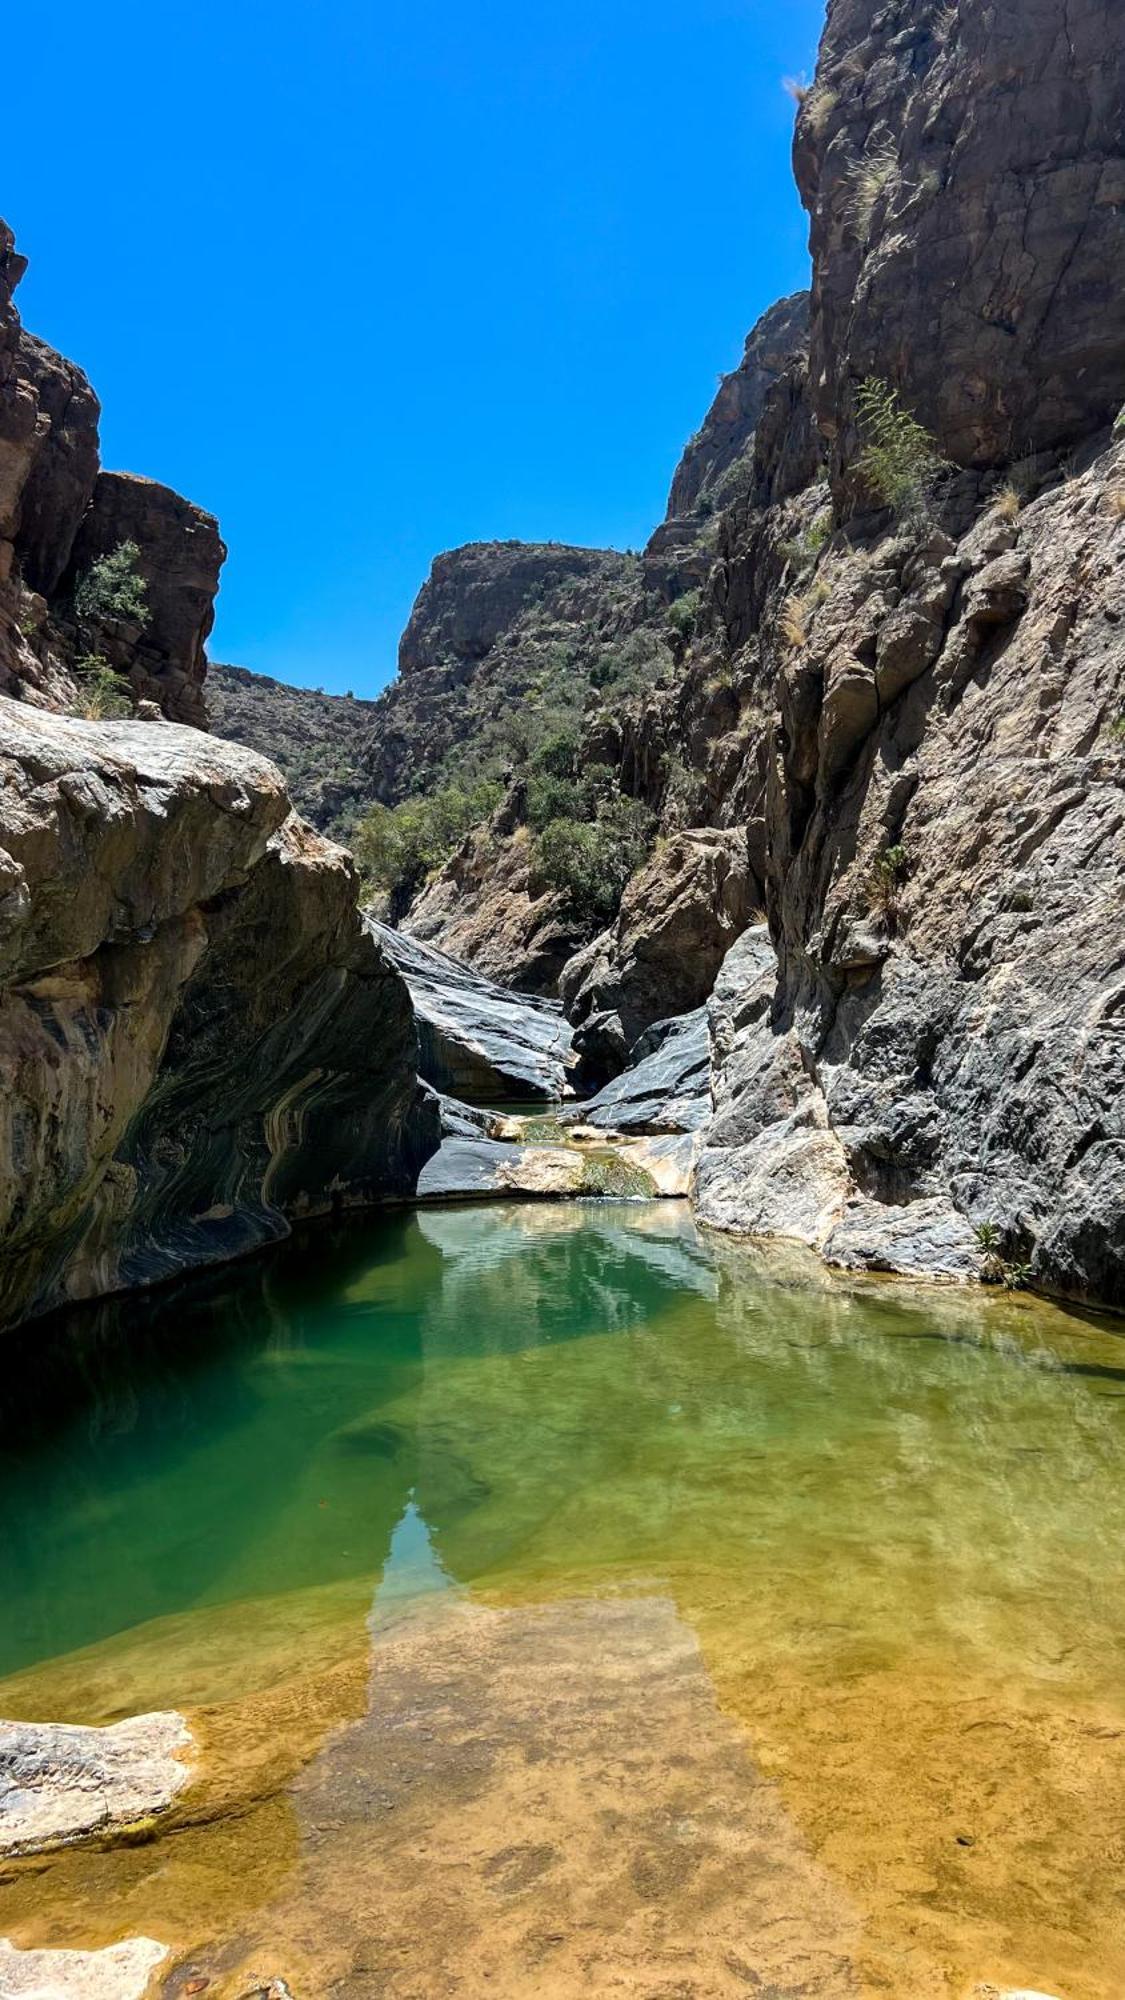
<box><xmin>7</xmin><ymin>0</ymin><xmax>823</xmax><ymax>695</ymax></box>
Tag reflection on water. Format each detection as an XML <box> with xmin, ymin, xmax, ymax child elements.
<box><xmin>1</xmin><ymin>1203</ymin><xmax>1124</xmax><ymax>1996</ymax></box>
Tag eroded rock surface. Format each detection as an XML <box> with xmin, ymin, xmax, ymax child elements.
<box><xmin>0</xmin><ymin>1937</ymin><xmax>168</xmax><ymax>2000</ymax></box>
<box><xmin>0</xmin><ymin>702</ymin><xmax>437</xmax><ymax>1329</ymax></box>
<box><xmin>0</xmin><ymin>1711</ymin><xmax>191</xmax><ymax>1855</ymax></box>
<box><xmin>371</xmin><ymin>920</ymin><xmax>575</xmax><ymax>1103</ymax></box>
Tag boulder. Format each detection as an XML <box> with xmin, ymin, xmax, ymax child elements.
<box><xmin>371</xmin><ymin>919</ymin><xmax>575</xmax><ymax>1103</ymax></box>
<box><xmin>0</xmin><ymin>700</ymin><xmax>437</xmax><ymax>1329</ymax></box>
<box><xmin>574</xmin><ymin>1009</ymin><xmax>711</xmax><ymax>1135</ymax></box>
<box><xmin>0</xmin><ymin>1938</ymin><xmax>168</xmax><ymax>2000</ymax></box>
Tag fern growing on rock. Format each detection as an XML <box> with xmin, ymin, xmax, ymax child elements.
<box><xmin>854</xmin><ymin>378</ymin><xmax>948</xmax><ymax>519</ymax></box>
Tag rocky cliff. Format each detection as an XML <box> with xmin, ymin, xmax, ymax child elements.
<box><xmin>205</xmin><ymin>662</ymin><xmax>383</xmax><ymax>837</ymax></box>
<box><xmin>0</xmin><ymin>699</ymin><xmax>437</xmax><ymax>1330</ymax></box>
<box><xmin>0</xmin><ymin>219</ymin><xmax>225</xmax><ymax>723</ymax></box>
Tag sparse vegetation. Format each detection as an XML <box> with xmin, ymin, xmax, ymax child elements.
<box><xmin>1105</xmin><ymin>486</ymin><xmax>1125</xmax><ymax>521</ymax></box>
<box><xmin>974</xmin><ymin>1222</ymin><xmax>1031</xmax><ymax>1290</ymax></box>
<box><xmin>854</xmin><ymin>377</ymin><xmax>948</xmax><ymax>519</ymax></box>
<box><xmin>802</xmin><ymin>84</ymin><xmax>839</xmax><ymax>135</ymax></box>
<box><xmin>581</xmin><ymin>1153</ymin><xmax>659</xmax><ymax>1199</ymax></box>
<box><xmin>353</xmin><ymin>778</ymin><xmax>503</xmax><ymax>913</ymax></box>
<box><xmin>779</xmin><ymin>512</ymin><xmax>832</xmax><ymax>572</ymax></box>
<box><xmin>667</xmin><ymin>589</ymin><xmax>702</xmax><ymax>640</ymax></box>
<box><xmin>74</xmin><ymin>540</ymin><xmax>150</xmax><ymax>630</ymax></box>
<box><xmin>74</xmin><ymin>654</ymin><xmax>132</xmax><ymax>720</ymax></box>
<box><xmin>1107</xmin><ymin>711</ymin><xmax>1125</xmax><ymax>742</ymax></box>
<box><xmin>778</xmin><ymin>592</ymin><xmax>810</xmax><ymax>650</ymax></box>
<box><xmin>867</xmin><ymin>842</ymin><xmax>910</xmax><ymax>930</ymax></box>
<box><xmin>846</xmin><ymin>142</ymin><xmax>900</xmax><ymax>243</ymax></box>
<box><xmin>1113</xmin><ymin>404</ymin><xmax>1125</xmax><ymax>438</ymax></box>
<box><xmin>533</xmin><ymin>789</ymin><xmax>654</xmax><ymax>924</ymax></box>
<box><xmin>994</xmin><ymin>484</ymin><xmax>1022</xmax><ymax>522</ymax></box>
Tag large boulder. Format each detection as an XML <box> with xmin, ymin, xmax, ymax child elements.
<box><xmin>0</xmin><ymin>700</ymin><xmax>437</xmax><ymax>1330</ymax></box>
<box><xmin>371</xmin><ymin>918</ymin><xmax>575</xmax><ymax>1103</ymax></box>
<box><xmin>562</xmin><ymin>827</ymin><xmax>758</xmax><ymax>1079</ymax></box>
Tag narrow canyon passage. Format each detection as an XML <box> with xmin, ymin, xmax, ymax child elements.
<box><xmin>1</xmin><ymin>1205</ymin><xmax>1123</xmax><ymax>1998</ymax></box>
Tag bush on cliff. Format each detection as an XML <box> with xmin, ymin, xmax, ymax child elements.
<box><xmin>74</xmin><ymin>540</ymin><xmax>150</xmax><ymax>629</ymax></box>
<box><xmin>854</xmin><ymin>378</ymin><xmax>947</xmax><ymax>518</ymax></box>
<box><xmin>533</xmin><ymin>791</ymin><xmax>653</xmax><ymax>923</ymax></box>
<box><xmin>353</xmin><ymin>778</ymin><xmax>502</xmax><ymax>911</ymax></box>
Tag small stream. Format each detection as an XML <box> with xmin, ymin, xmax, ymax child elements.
<box><xmin>1</xmin><ymin>1202</ymin><xmax>1124</xmax><ymax>1997</ymax></box>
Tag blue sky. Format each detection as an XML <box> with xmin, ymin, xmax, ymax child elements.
<box><xmin>8</xmin><ymin>0</ymin><xmax>823</xmax><ymax>695</ymax></box>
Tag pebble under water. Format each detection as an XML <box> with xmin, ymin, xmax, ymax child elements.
<box><xmin>1</xmin><ymin>1201</ymin><xmax>1124</xmax><ymax>1998</ymax></box>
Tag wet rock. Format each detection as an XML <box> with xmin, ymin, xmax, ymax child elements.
<box><xmin>0</xmin><ymin>1938</ymin><xmax>168</xmax><ymax>2000</ymax></box>
<box><xmin>370</xmin><ymin>920</ymin><xmax>574</xmax><ymax>1103</ymax></box>
<box><xmin>0</xmin><ymin>1711</ymin><xmax>191</xmax><ymax>1855</ymax></box>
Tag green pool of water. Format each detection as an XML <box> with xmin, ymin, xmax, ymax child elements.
<box><xmin>2</xmin><ymin>1201</ymin><xmax>1125</xmax><ymax>1997</ymax></box>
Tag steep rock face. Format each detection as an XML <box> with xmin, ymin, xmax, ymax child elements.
<box><xmin>404</xmin><ymin>821</ymin><xmax>582</xmax><ymax>995</ymax></box>
<box><xmin>11</xmin><ymin>331</ymin><xmax>101</xmax><ymax>597</ymax></box>
<box><xmin>370</xmin><ymin>919</ymin><xmax>575</xmax><ymax>1103</ymax></box>
<box><xmin>696</xmin><ymin>444</ymin><xmax>1125</xmax><ymax>1306</ymax></box>
<box><xmin>666</xmin><ymin>292</ymin><xmax>810</xmax><ymax>519</ymax></box>
<box><xmin>0</xmin><ymin>699</ymin><xmax>436</xmax><ymax>1330</ymax></box>
<box><xmin>795</xmin><ymin>0</ymin><xmax>1125</xmax><ymax>481</ymax></box>
<box><xmin>206</xmin><ymin>662</ymin><xmax>383</xmax><ymax>837</ymax></box>
<box><xmin>62</xmin><ymin>471</ymin><xmax>225</xmax><ymax>727</ymax></box>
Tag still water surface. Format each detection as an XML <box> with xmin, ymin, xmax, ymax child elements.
<box><xmin>1</xmin><ymin>1202</ymin><xmax>1123</xmax><ymax>1998</ymax></box>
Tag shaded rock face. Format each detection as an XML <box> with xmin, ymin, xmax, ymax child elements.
<box><xmin>666</xmin><ymin>292</ymin><xmax>810</xmax><ymax>519</ymax></box>
<box><xmin>371</xmin><ymin>919</ymin><xmax>574</xmax><ymax>1104</ymax></box>
<box><xmin>0</xmin><ymin>700</ymin><xmax>437</xmax><ymax>1330</ymax></box>
<box><xmin>403</xmin><ymin>821</ymin><xmax>582</xmax><ymax>997</ymax></box>
<box><xmin>206</xmin><ymin>662</ymin><xmax>383</xmax><ymax>839</ymax></box>
<box><xmin>62</xmin><ymin>470</ymin><xmax>225</xmax><ymax>727</ymax></box>
<box><xmin>795</xmin><ymin>0</ymin><xmax>1125</xmax><ymax>481</ymax></box>
<box><xmin>11</xmin><ymin>331</ymin><xmax>101</xmax><ymax>597</ymax></box>
<box><xmin>562</xmin><ymin>827</ymin><xmax>759</xmax><ymax>1080</ymax></box>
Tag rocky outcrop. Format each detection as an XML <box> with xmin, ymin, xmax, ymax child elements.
<box><xmin>0</xmin><ymin>1937</ymin><xmax>169</xmax><ymax>2000</ymax></box>
<box><xmin>0</xmin><ymin>700</ymin><xmax>437</xmax><ymax>1329</ymax></box>
<box><xmin>371</xmin><ymin>919</ymin><xmax>575</xmax><ymax>1103</ymax></box>
<box><xmin>561</xmin><ymin>827</ymin><xmax>758</xmax><ymax>1078</ymax></box>
<box><xmin>666</xmin><ymin>292</ymin><xmax>810</xmax><ymax>519</ymax></box>
<box><xmin>0</xmin><ymin>217</ymin><xmax>224</xmax><ymax>724</ymax></box>
<box><xmin>574</xmin><ymin>1009</ymin><xmax>712</xmax><ymax>1136</ymax></box>
<box><xmin>206</xmin><ymin>662</ymin><xmax>383</xmax><ymax>838</ymax></box>
<box><xmin>62</xmin><ymin>470</ymin><xmax>225</xmax><ymax>727</ymax></box>
<box><xmin>0</xmin><ymin>1711</ymin><xmax>191</xmax><ymax>1855</ymax></box>
<box><xmin>795</xmin><ymin>0</ymin><xmax>1125</xmax><ymax>485</ymax></box>
<box><xmin>403</xmin><ymin>819</ymin><xmax>582</xmax><ymax>995</ymax></box>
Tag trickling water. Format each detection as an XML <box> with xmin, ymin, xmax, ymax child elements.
<box><xmin>1</xmin><ymin>1202</ymin><xmax>1123</xmax><ymax>1997</ymax></box>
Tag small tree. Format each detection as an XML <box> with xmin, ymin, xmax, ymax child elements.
<box><xmin>854</xmin><ymin>378</ymin><xmax>948</xmax><ymax>519</ymax></box>
<box><xmin>74</xmin><ymin>540</ymin><xmax>151</xmax><ymax>629</ymax></box>
<box><xmin>74</xmin><ymin>653</ymin><xmax>132</xmax><ymax>720</ymax></box>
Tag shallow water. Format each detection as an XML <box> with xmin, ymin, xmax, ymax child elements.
<box><xmin>2</xmin><ymin>1202</ymin><xmax>1124</xmax><ymax>1998</ymax></box>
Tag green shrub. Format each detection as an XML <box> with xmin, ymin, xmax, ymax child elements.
<box><xmin>854</xmin><ymin>378</ymin><xmax>948</xmax><ymax>518</ymax></box>
<box><xmin>74</xmin><ymin>540</ymin><xmax>150</xmax><ymax>629</ymax></box>
<box><xmin>352</xmin><ymin>778</ymin><xmax>502</xmax><ymax>905</ymax></box>
<box><xmin>667</xmin><ymin>589</ymin><xmax>701</xmax><ymax>640</ymax></box>
<box><xmin>74</xmin><ymin>653</ymin><xmax>132</xmax><ymax>719</ymax></box>
<box><xmin>867</xmin><ymin>841</ymin><xmax>910</xmax><ymax>929</ymax></box>
<box><xmin>534</xmin><ymin>792</ymin><xmax>653</xmax><ymax>924</ymax></box>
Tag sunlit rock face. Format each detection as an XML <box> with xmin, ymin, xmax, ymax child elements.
<box><xmin>0</xmin><ymin>701</ymin><xmax>437</xmax><ymax>1330</ymax></box>
<box><xmin>794</xmin><ymin>0</ymin><xmax>1125</xmax><ymax>485</ymax></box>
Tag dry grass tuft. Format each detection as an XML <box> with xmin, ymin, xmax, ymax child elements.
<box><xmin>994</xmin><ymin>484</ymin><xmax>1022</xmax><ymax>522</ymax></box>
<box><xmin>1105</xmin><ymin>486</ymin><xmax>1125</xmax><ymax>521</ymax></box>
<box><xmin>778</xmin><ymin>593</ymin><xmax>810</xmax><ymax>650</ymax></box>
<box><xmin>846</xmin><ymin>143</ymin><xmax>900</xmax><ymax>244</ymax></box>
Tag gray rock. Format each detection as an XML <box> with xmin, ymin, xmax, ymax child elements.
<box><xmin>0</xmin><ymin>1711</ymin><xmax>191</xmax><ymax>1855</ymax></box>
<box><xmin>370</xmin><ymin>919</ymin><xmax>574</xmax><ymax>1104</ymax></box>
<box><xmin>576</xmin><ymin>1010</ymin><xmax>711</xmax><ymax>1134</ymax></box>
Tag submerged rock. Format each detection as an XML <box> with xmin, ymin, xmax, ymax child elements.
<box><xmin>0</xmin><ymin>1710</ymin><xmax>191</xmax><ymax>1855</ymax></box>
<box><xmin>370</xmin><ymin>920</ymin><xmax>574</xmax><ymax>1103</ymax></box>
